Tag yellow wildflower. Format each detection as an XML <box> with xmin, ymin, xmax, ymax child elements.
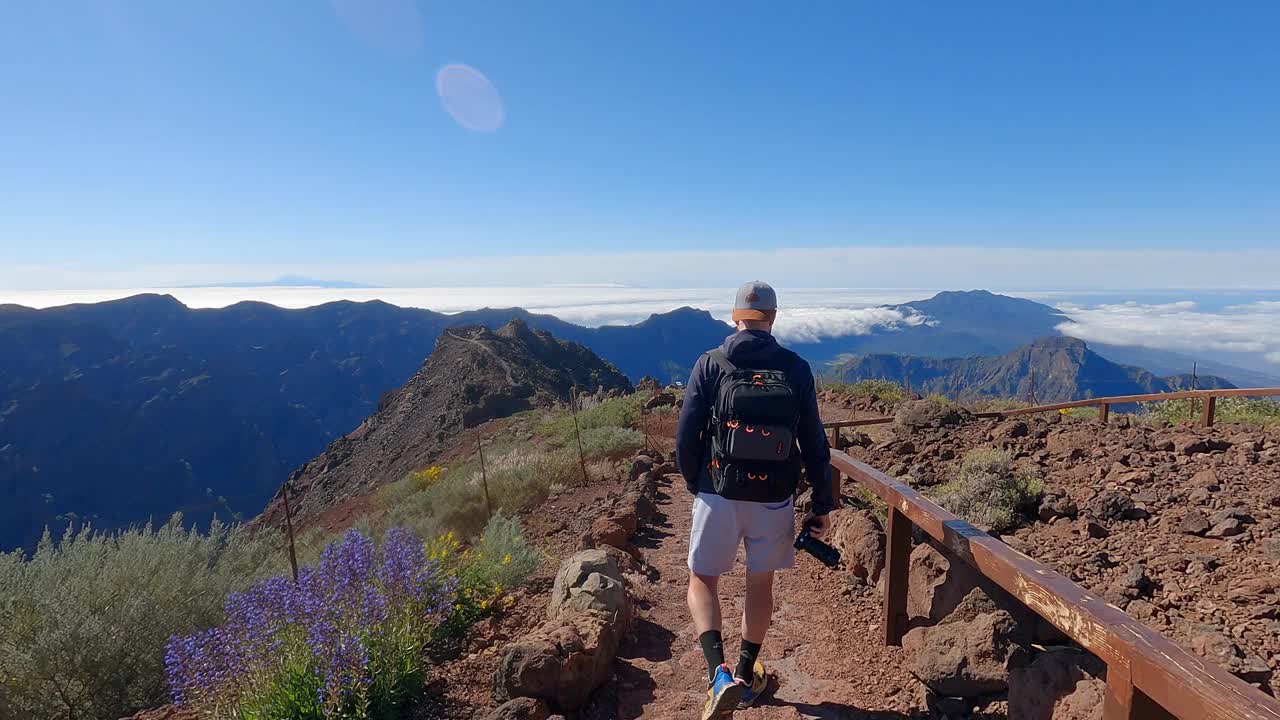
<box><xmin>502</xmin><ymin>553</ymin><xmax>512</xmax><ymax>565</ymax></box>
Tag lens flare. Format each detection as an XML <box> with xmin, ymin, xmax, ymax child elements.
<box><xmin>436</xmin><ymin>63</ymin><xmax>505</xmax><ymax>133</ymax></box>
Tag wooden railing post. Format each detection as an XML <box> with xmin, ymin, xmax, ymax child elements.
<box><xmin>828</xmin><ymin>425</ymin><xmax>843</xmax><ymax>497</ymax></box>
<box><xmin>1103</xmin><ymin>663</ymin><xmax>1136</xmax><ymax>720</ymax></box>
<box><xmin>883</xmin><ymin>506</ymin><xmax>911</xmax><ymax>646</ymax></box>
<box><xmin>1098</xmin><ymin>403</ymin><xmax>1110</xmax><ymax>424</ymax></box>
<box><xmin>1201</xmin><ymin>395</ymin><xmax>1217</xmax><ymax>428</ymax></box>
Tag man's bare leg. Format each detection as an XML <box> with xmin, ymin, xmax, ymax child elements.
<box><xmin>742</xmin><ymin>570</ymin><xmax>774</xmax><ymax>642</ymax></box>
<box><xmin>736</xmin><ymin>570</ymin><xmax>774</xmax><ymax>681</ymax></box>
<box><xmin>689</xmin><ymin>572</ymin><xmax>723</xmax><ymax>633</ymax></box>
<box><xmin>689</xmin><ymin>572</ymin><xmax>726</xmax><ymax>682</ymax></box>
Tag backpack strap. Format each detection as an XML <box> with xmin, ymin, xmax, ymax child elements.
<box><xmin>708</xmin><ymin>348</ymin><xmax>738</xmax><ymax>374</ymax></box>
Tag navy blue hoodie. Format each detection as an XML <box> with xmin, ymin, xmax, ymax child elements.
<box><xmin>675</xmin><ymin>329</ymin><xmax>834</xmax><ymax>515</ymax></box>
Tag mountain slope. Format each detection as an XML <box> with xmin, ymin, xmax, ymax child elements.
<box><xmin>258</xmin><ymin>320</ymin><xmax>631</xmax><ymax>525</ymax></box>
<box><xmin>0</xmin><ymin>295</ymin><xmax>723</xmax><ymax>549</ymax></box>
<box><xmin>829</xmin><ymin>336</ymin><xmax>1235</xmax><ymax>403</ymax></box>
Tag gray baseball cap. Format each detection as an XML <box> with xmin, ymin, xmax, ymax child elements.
<box><xmin>732</xmin><ymin>280</ymin><xmax>778</xmax><ymax>322</ymax></box>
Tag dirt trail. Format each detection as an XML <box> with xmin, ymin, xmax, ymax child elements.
<box><xmin>605</xmin><ymin>472</ymin><xmax>929</xmax><ymax>719</ymax></box>
<box><xmin>444</xmin><ymin>328</ymin><xmax>518</xmax><ymax>386</ymax></box>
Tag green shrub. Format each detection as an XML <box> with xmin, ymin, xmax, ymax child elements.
<box><xmin>538</xmin><ymin>393</ymin><xmax>647</xmax><ymax>447</ymax></box>
<box><xmin>1140</xmin><ymin>396</ymin><xmax>1280</xmax><ymax>426</ymax></box>
<box><xmin>0</xmin><ymin>517</ymin><xmax>279</xmax><ymax>720</ymax></box>
<box><xmin>924</xmin><ymin>392</ymin><xmax>955</xmax><ymax>407</ymax></box>
<box><xmin>427</xmin><ymin>515</ymin><xmax>542</xmax><ymax>648</ymax></box>
<box><xmin>458</xmin><ymin>513</ymin><xmax>543</xmax><ymax>597</ymax></box>
<box><xmin>579</xmin><ymin>426</ymin><xmax>645</xmax><ymax>461</ymax></box>
<box><xmin>932</xmin><ymin>448</ymin><xmax>1043</xmax><ymax>532</ymax></box>
<box><xmin>825</xmin><ymin>379</ymin><xmax>905</xmax><ymax>404</ymax></box>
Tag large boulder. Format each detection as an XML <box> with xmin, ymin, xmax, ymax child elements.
<box><xmin>907</xmin><ymin>543</ymin><xmax>982</xmax><ymax>624</ymax></box>
<box><xmin>549</xmin><ymin>548</ymin><xmax>632</xmax><ymax>629</ymax></box>
<box><xmin>582</xmin><ymin>518</ymin><xmax>630</xmax><ymax>554</ymax></box>
<box><xmin>894</xmin><ymin>399</ymin><xmax>964</xmax><ymax>431</ymax></box>
<box><xmin>1008</xmin><ymin>648</ymin><xmax>1106</xmax><ymax>720</ymax></box>
<box><xmin>628</xmin><ymin>456</ymin><xmax>654</xmax><ymax>481</ymax></box>
<box><xmin>829</xmin><ymin>508</ymin><xmax>886</xmax><ymax>584</ymax></box>
<box><xmin>907</xmin><ymin>543</ymin><xmax>1063</xmax><ymax>645</ymax></box>
<box><xmin>902</xmin><ymin>609</ymin><xmax>1026</xmax><ymax>698</ymax></box>
<box><xmin>493</xmin><ymin>613</ymin><xmax>621</xmax><ymax>710</ymax></box>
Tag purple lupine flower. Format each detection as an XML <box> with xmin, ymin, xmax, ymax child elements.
<box><xmin>166</xmin><ymin>527</ymin><xmax>460</xmax><ymax>716</ymax></box>
<box><xmin>321</xmin><ymin>632</ymin><xmax>371</xmax><ymax>710</ymax></box>
<box><xmin>378</xmin><ymin>527</ymin><xmax>428</xmax><ymax>605</ymax></box>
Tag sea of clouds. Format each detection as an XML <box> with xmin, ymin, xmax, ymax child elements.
<box><xmin>6</xmin><ymin>285</ymin><xmax>1280</xmax><ymax>369</ymax></box>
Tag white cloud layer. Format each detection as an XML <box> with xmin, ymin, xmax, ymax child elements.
<box><xmin>7</xmin><ymin>245</ymin><xmax>1280</xmax><ymax>291</ymax></box>
<box><xmin>1056</xmin><ymin>300</ymin><xmax>1280</xmax><ymax>365</ymax></box>
<box><xmin>772</xmin><ymin>307</ymin><xmax>932</xmax><ymax>343</ymax></box>
<box><xmin>6</xmin><ymin>283</ymin><xmax>1280</xmax><ymax>369</ymax></box>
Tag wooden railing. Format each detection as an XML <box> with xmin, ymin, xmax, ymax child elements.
<box><xmin>823</xmin><ymin>448</ymin><xmax>1280</xmax><ymax>720</ymax></box>
<box><xmin>973</xmin><ymin>387</ymin><xmax>1280</xmax><ymax>428</ymax></box>
<box><xmin>827</xmin><ymin>387</ymin><xmax>1280</xmax><ymax>428</ymax></box>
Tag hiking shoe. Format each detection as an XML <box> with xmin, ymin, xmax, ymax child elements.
<box><xmin>701</xmin><ymin>664</ymin><xmax>745</xmax><ymax>719</ymax></box>
<box><xmin>737</xmin><ymin>659</ymin><xmax>767</xmax><ymax>708</ymax></box>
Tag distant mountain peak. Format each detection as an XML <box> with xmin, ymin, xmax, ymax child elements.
<box><xmin>636</xmin><ymin>306</ymin><xmax>723</xmax><ymax>326</ymax></box>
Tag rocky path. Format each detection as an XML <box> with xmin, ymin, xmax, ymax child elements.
<box><xmin>602</xmin><ymin>472</ymin><xmax>928</xmax><ymax>719</ymax></box>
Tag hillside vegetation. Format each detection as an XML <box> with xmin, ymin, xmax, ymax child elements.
<box><xmin>0</xmin><ymin>388</ymin><xmax>654</xmax><ymax>720</ymax></box>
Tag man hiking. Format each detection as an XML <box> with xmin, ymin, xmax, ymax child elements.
<box><xmin>675</xmin><ymin>281</ymin><xmax>834</xmax><ymax>718</ymax></box>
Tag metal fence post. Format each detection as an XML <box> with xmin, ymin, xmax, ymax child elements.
<box><xmin>281</xmin><ymin>481</ymin><xmax>299</xmax><ymax>584</ymax></box>
<box><xmin>1098</xmin><ymin>403</ymin><xmax>1110</xmax><ymax>425</ymax></box>
<box><xmin>477</xmin><ymin>435</ymin><xmax>493</xmax><ymax>522</ymax></box>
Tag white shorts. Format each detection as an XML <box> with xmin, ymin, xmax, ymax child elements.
<box><xmin>688</xmin><ymin>492</ymin><xmax>796</xmax><ymax>576</ymax></box>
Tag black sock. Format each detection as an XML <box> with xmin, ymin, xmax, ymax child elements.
<box><xmin>735</xmin><ymin>639</ymin><xmax>762</xmax><ymax>681</ymax></box>
<box><xmin>698</xmin><ymin>630</ymin><xmax>724</xmax><ymax>681</ymax></box>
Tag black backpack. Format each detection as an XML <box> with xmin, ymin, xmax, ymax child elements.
<box><xmin>706</xmin><ymin>348</ymin><xmax>803</xmax><ymax>503</ymax></box>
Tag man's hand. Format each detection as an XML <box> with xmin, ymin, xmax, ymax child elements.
<box><xmin>801</xmin><ymin>512</ymin><xmax>832</xmax><ymax>539</ymax></box>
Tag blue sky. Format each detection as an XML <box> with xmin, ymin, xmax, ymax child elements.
<box><xmin>2</xmin><ymin>1</ymin><xmax>1278</xmax><ymax>288</ymax></box>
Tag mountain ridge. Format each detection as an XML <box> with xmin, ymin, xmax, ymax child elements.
<box><xmin>829</xmin><ymin>335</ymin><xmax>1236</xmax><ymax>403</ymax></box>
<box><xmin>0</xmin><ymin>295</ymin><xmax>725</xmax><ymax>549</ymax></box>
<box><xmin>257</xmin><ymin>319</ymin><xmax>632</xmax><ymax>526</ymax></box>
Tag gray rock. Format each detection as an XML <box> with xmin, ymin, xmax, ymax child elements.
<box><xmin>1180</xmin><ymin>510</ymin><xmax>1211</xmax><ymax>535</ymax></box>
<box><xmin>549</xmin><ymin>548</ymin><xmax>632</xmax><ymax>629</ymax></box>
<box><xmin>1205</xmin><ymin>518</ymin><xmax>1244</xmax><ymax>538</ymax></box>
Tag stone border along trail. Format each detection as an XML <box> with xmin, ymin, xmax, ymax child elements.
<box><xmin>604</xmin><ymin>467</ymin><xmax>932</xmax><ymax>719</ymax></box>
